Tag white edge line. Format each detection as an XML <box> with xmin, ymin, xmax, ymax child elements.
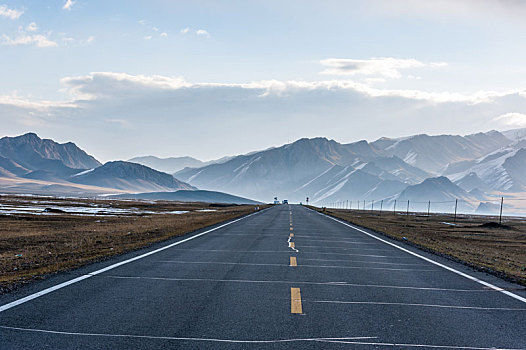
<box><xmin>0</xmin><ymin>326</ymin><xmax>378</xmax><ymax>343</ymax></box>
<box><xmin>0</xmin><ymin>326</ymin><xmax>521</xmax><ymax>349</ymax></box>
<box><xmin>314</xmin><ymin>209</ymin><xmax>526</xmax><ymax>304</ymax></box>
<box><xmin>309</xmin><ymin>300</ymin><xmax>526</xmax><ymax>311</ymax></box>
<box><xmin>0</xmin><ymin>207</ymin><xmax>271</xmax><ymax>313</ymax></box>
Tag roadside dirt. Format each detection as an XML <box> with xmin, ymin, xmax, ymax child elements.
<box><xmin>313</xmin><ymin>207</ymin><xmax>526</xmax><ymax>286</ymax></box>
<box><xmin>0</xmin><ymin>195</ymin><xmax>264</xmax><ymax>293</ymax></box>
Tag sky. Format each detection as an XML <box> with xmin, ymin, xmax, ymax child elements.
<box><xmin>1</xmin><ymin>0</ymin><xmax>525</xmax><ymax>162</ymax></box>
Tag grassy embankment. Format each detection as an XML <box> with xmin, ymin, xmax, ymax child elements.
<box><xmin>0</xmin><ymin>195</ymin><xmax>265</xmax><ymax>293</ymax></box>
<box><xmin>311</xmin><ymin>206</ymin><xmax>526</xmax><ymax>286</ymax></box>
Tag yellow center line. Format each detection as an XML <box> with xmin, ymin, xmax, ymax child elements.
<box><xmin>290</xmin><ymin>242</ymin><xmax>295</xmax><ymax>248</ymax></box>
<box><xmin>290</xmin><ymin>227</ymin><xmax>293</xmax><ymax>231</ymax></box>
<box><xmin>291</xmin><ymin>287</ymin><xmax>303</xmax><ymax>314</ymax></box>
<box><xmin>290</xmin><ymin>256</ymin><xmax>297</xmax><ymax>266</ymax></box>
<box><xmin>290</xmin><ymin>233</ymin><xmax>294</xmax><ymax>237</ymax></box>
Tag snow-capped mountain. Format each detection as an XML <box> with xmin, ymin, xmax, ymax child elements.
<box><xmin>447</xmin><ymin>148</ymin><xmax>526</xmax><ymax>192</ymax></box>
<box><xmin>175</xmin><ymin>128</ymin><xmax>526</xmax><ymax>207</ymax></box>
<box><xmin>371</xmin><ymin>131</ymin><xmax>510</xmax><ymax>174</ymax></box>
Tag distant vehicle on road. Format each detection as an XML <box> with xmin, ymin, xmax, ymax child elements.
<box><xmin>282</xmin><ymin>199</ymin><xmax>288</xmax><ymax>204</ymax></box>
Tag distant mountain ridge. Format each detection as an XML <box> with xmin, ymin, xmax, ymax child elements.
<box><xmin>175</xmin><ymin>128</ymin><xmax>526</xmax><ymax>208</ymax></box>
<box><xmin>128</xmin><ymin>156</ymin><xmax>205</xmax><ymax>174</ymax></box>
<box><xmin>371</xmin><ymin>131</ymin><xmax>511</xmax><ymax>174</ymax></box>
<box><xmin>70</xmin><ymin>161</ymin><xmax>196</xmax><ymax>193</ymax></box>
<box><xmin>0</xmin><ymin>133</ymin><xmax>101</xmax><ymax>170</ymax></box>
<box><xmin>111</xmin><ymin>189</ymin><xmax>260</xmax><ymax>204</ymax></box>
<box><xmin>0</xmin><ymin>133</ymin><xmax>195</xmax><ymax>196</ymax></box>
<box><xmin>128</xmin><ymin>155</ymin><xmax>235</xmax><ymax>174</ymax></box>
<box><xmin>2</xmin><ymin>129</ymin><xmax>526</xmax><ymax>211</ymax></box>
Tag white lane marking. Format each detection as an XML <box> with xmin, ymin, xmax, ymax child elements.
<box><xmin>299</xmin><ymin>258</ymin><xmax>428</xmax><ymax>266</ymax></box>
<box><xmin>316</xmin><ymin>211</ymin><xmax>526</xmax><ymax>304</ymax></box>
<box><xmin>310</xmin><ymin>300</ymin><xmax>526</xmax><ymax>311</ymax></box>
<box><xmin>313</xmin><ymin>338</ymin><xmax>523</xmax><ymax>349</ymax></box>
<box><xmin>100</xmin><ymin>275</ymin><xmax>505</xmax><ymax>293</ymax></box>
<box><xmin>287</xmin><ymin>236</ymin><xmax>299</xmax><ymax>252</ymax></box>
<box><xmin>0</xmin><ymin>326</ymin><xmax>377</xmax><ymax>343</ymax></box>
<box><xmin>294</xmin><ymin>239</ymin><xmax>379</xmax><ymax>244</ymax></box>
<box><xmin>166</xmin><ymin>248</ymin><xmax>417</xmax><ymax>259</ymax></box>
<box><xmin>156</xmin><ymin>260</ymin><xmax>436</xmax><ymax>271</ymax></box>
<box><xmin>0</xmin><ymin>208</ymin><xmax>270</xmax><ymax>313</ymax></box>
<box><xmin>299</xmin><ymin>245</ymin><xmax>392</xmax><ymax>251</ymax></box>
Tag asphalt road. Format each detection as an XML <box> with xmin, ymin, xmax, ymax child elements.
<box><xmin>1</xmin><ymin>204</ymin><xmax>525</xmax><ymax>349</ymax></box>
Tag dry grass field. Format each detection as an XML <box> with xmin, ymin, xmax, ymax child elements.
<box><xmin>0</xmin><ymin>195</ymin><xmax>263</xmax><ymax>293</ymax></box>
<box><xmin>313</xmin><ymin>207</ymin><xmax>526</xmax><ymax>286</ymax></box>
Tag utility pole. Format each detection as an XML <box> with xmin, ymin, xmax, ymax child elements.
<box><xmin>380</xmin><ymin>200</ymin><xmax>383</xmax><ymax>216</ymax></box>
<box><xmin>393</xmin><ymin>199</ymin><xmax>397</xmax><ymax>214</ymax></box>
<box><xmin>406</xmin><ymin>200</ymin><xmax>410</xmax><ymax>217</ymax></box>
<box><xmin>371</xmin><ymin>200</ymin><xmax>374</xmax><ymax>214</ymax></box>
<box><xmin>499</xmin><ymin>197</ymin><xmax>503</xmax><ymax>225</ymax></box>
<box><xmin>427</xmin><ymin>200</ymin><xmax>431</xmax><ymax>218</ymax></box>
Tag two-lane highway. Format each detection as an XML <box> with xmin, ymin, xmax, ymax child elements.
<box><xmin>1</xmin><ymin>205</ymin><xmax>525</xmax><ymax>349</ymax></box>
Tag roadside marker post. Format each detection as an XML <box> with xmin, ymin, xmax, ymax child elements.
<box><xmin>454</xmin><ymin>199</ymin><xmax>458</xmax><ymax>223</ymax></box>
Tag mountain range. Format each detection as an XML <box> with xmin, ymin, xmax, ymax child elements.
<box><xmin>173</xmin><ymin>128</ymin><xmax>526</xmax><ymax>213</ymax></box>
<box><xmin>2</xmin><ymin>129</ymin><xmax>526</xmax><ymax>212</ymax></box>
<box><xmin>0</xmin><ymin>133</ymin><xmax>194</xmax><ymax>196</ymax></box>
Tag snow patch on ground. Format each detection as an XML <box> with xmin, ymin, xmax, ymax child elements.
<box><xmin>187</xmin><ymin>170</ymin><xmax>204</xmax><ymax>183</ymax></box>
<box><xmin>403</xmin><ymin>151</ymin><xmax>417</xmax><ymax>165</ymax></box>
<box><xmin>71</xmin><ymin>169</ymin><xmax>95</xmax><ymax>177</ymax></box>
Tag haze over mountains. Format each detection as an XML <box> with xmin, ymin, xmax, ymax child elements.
<box><xmin>1</xmin><ymin>129</ymin><xmax>526</xmax><ymax>212</ymax></box>
<box><xmin>128</xmin><ymin>155</ymin><xmax>233</xmax><ymax>174</ymax></box>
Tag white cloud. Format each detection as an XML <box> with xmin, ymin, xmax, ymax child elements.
<box><xmin>152</xmin><ymin>27</ymin><xmax>159</xmax><ymax>32</ymax></box>
<box><xmin>2</xmin><ymin>33</ymin><xmax>58</xmax><ymax>47</ymax></box>
<box><xmin>493</xmin><ymin>113</ymin><xmax>526</xmax><ymax>128</ymax></box>
<box><xmin>2</xmin><ymin>72</ymin><xmax>525</xmax><ymax>161</ymax></box>
<box><xmin>26</xmin><ymin>22</ymin><xmax>38</xmax><ymax>32</ymax></box>
<box><xmin>160</xmin><ymin>32</ymin><xmax>168</xmax><ymax>38</ymax></box>
<box><xmin>196</xmin><ymin>29</ymin><xmax>210</xmax><ymax>38</ymax></box>
<box><xmin>63</xmin><ymin>0</ymin><xmax>75</xmax><ymax>11</ymax></box>
<box><xmin>320</xmin><ymin>57</ymin><xmax>447</xmax><ymax>78</ymax></box>
<box><xmin>180</xmin><ymin>27</ymin><xmax>190</xmax><ymax>34</ymax></box>
<box><xmin>57</xmin><ymin>72</ymin><xmax>524</xmax><ymax>106</ymax></box>
<box><xmin>144</xmin><ymin>35</ymin><xmax>152</xmax><ymax>40</ymax></box>
<box><xmin>59</xmin><ymin>34</ymin><xmax>94</xmax><ymax>46</ymax></box>
<box><xmin>61</xmin><ymin>36</ymin><xmax>74</xmax><ymax>45</ymax></box>
<box><xmin>138</xmin><ymin>19</ymin><xmax>146</xmax><ymax>25</ymax></box>
<box><xmin>0</xmin><ymin>4</ymin><xmax>23</xmax><ymax>19</ymax></box>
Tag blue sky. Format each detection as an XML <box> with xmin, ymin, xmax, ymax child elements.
<box><xmin>1</xmin><ymin>0</ymin><xmax>525</xmax><ymax>162</ymax></box>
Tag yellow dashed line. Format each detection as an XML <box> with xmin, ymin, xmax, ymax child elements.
<box><xmin>291</xmin><ymin>288</ymin><xmax>303</xmax><ymax>314</ymax></box>
<box><xmin>290</xmin><ymin>227</ymin><xmax>293</xmax><ymax>231</ymax></box>
<box><xmin>290</xmin><ymin>256</ymin><xmax>297</xmax><ymax>266</ymax></box>
<box><xmin>290</xmin><ymin>233</ymin><xmax>294</xmax><ymax>237</ymax></box>
<box><xmin>290</xmin><ymin>242</ymin><xmax>295</xmax><ymax>248</ymax></box>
